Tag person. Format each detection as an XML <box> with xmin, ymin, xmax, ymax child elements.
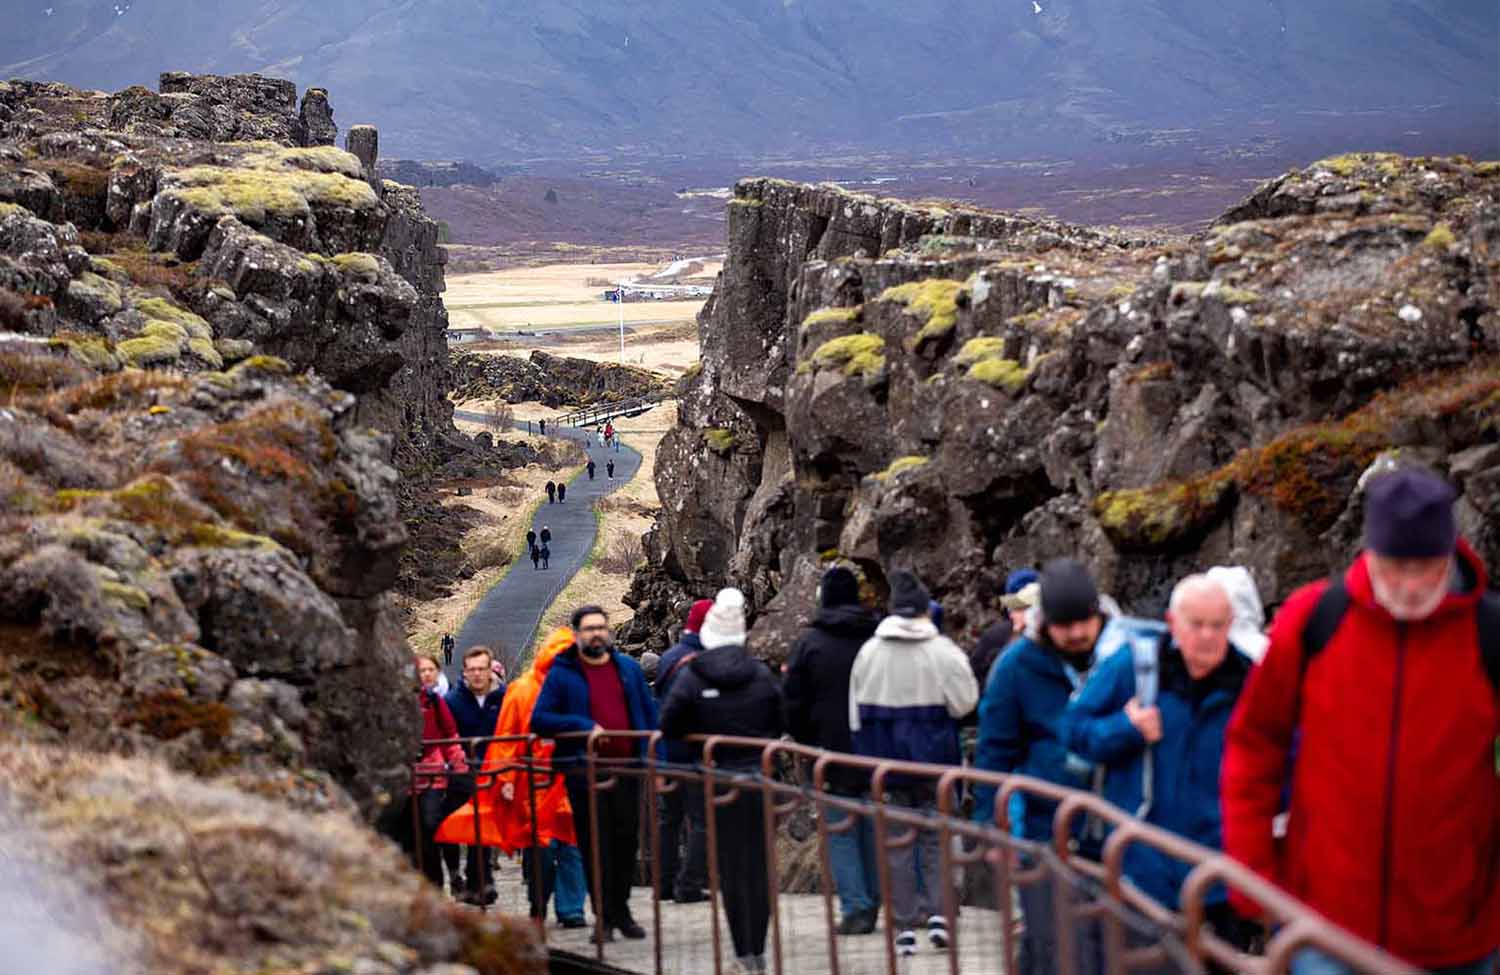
<box><xmin>526</xmin><ymin>528</ymin><xmax>537</xmax><ymax>552</ymax></box>
<box><xmin>558</xmin><ymin>482</ymin><xmax>567</xmax><ymax>503</ymax></box>
<box><xmin>639</xmin><ymin>651</ymin><xmax>660</xmax><ymax>686</ymax></box>
<box><xmin>848</xmin><ymin>569</ymin><xmax>979</xmax><ymax>956</ymax></box>
<box><xmin>588</xmin><ymin>459</ymin><xmax>596</xmax><ymax>480</ymax></box>
<box><xmin>539</xmin><ymin>418</ymin><xmax>547</xmax><ymax>436</ymax></box>
<box><xmin>1222</xmin><ymin>469</ymin><xmax>1500</xmax><ymax>975</ymax></box>
<box><xmin>783</xmin><ymin>566</ymin><xmax>882</xmax><ymax>935</ymax></box>
<box><xmin>531</xmin><ymin>605</ymin><xmax>659</xmax><ymax>942</ymax></box>
<box><xmin>968</xmin><ymin>569</ymin><xmax>1038</xmax><ymax>688</ymax></box>
<box><xmin>441</xmin><ymin>632</ymin><xmax>456</xmax><ymax>668</ymax></box>
<box><xmin>661</xmin><ymin>588</ymin><xmax>784</xmax><ymax>974</ymax></box>
<box><xmin>531</xmin><ymin>544</ymin><xmax>541</xmax><ymax>570</ymax></box>
<box><xmin>413</xmin><ymin>654</ymin><xmax>469</xmax><ymax>890</ymax></box>
<box><xmin>654</xmin><ymin>599</ymin><xmax>714</xmax><ymax>904</ymax></box>
<box><xmin>441</xmin><ymin>627</ymin><xmax>588</xmax><ymax>929</ymax></box>
<box><xmin>445</xmin><ymin>645</ymin><xmax>509</xmax><ymax>905</ymax></box>
<box><xmin>541</xmin><ymin>526</ymin><xmax>552</xmax><ymax>547</ymax></box>
<box><xmin>1061</xmin><ymin>575</ymin><xmax>1256</xmax><ymax>959</ymax></box>
<box><xmin>1204</xmin><ymin>565</ymin><xmax>1269</xmax><ymax>662</ymax></box>
<box><xmin>973</xmin><ymin>558</ymin><xmax>1118</xmax><ymax>975</ymax></box>
<box><xmin>540</xmin><ymin>543</ymin><xmax>551</xmax><ymax>570</ymax></box>
<box><xmin>546</xmin><ymin>481</ymin><xmax>556</xmax><ymax>504</ymax></box>
<box><xmin>606</xmin><ymin>459</ymin><xmax>615</xmax><ymax>479</ymax></box>
<box><xmin>604</xmin><ymin>420</ymin><xmax>614</xmax><ymax>447</ymax></box>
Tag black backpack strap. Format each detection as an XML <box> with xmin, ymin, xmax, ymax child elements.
<box><xmin>1300</xmin><ymin>577</ymin><xmax>1351</xmax><ymax>674</ymax></box>
<box><xmin>1476</xmin><ymin>591</ymin><xmax>1500</xmax><ymax>695</ymax></box>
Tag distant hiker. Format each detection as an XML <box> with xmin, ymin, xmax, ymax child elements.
<box><xmin>606</xmin><ymin>460</ymin><xmax>615</xmax><ymax>479</ymax></box>
<box><xmin>546</xmin><ymin>481</ymin><xmax>556</xmax><ymax>504</ymax></box>
<box><xmin>527</xmin><ymin>529</ymin><xmax>537</xmax><ymax>550</ymax></box>
<box><xmin>531</xmin><ymin>545</ymin><xmax>541</xmax><ymax>570</ymax></box>
<box><xmin>541</xmin><ymin>526</ymin><xmax>552</xmax><ymax>546</ymax></box>
<box><xmin>558</xmin><ymin>482</ymin><xmax>567</xmax><ymax>503</ymax></box>
<box><xmin>604</xmin><ymin>420</ymin><xmax>614</xmax><ymax>442</ymax></box>
<box><xmin>441</xmin><ymin>632</ymin><xmax>456</xmax><ymax>667</ymax></box>
<box><xmin>588</xmin><ymin>460</ymin><xmax>596</xmax><ymax>480</ymax></box>
<box><xmin>540</xmin><ymin>544</ymin><xmax>551</xmax><ymax>569</ymax></box>
<box><xmin>539</xmin><ymin>418</ymin><xmax>547</xmax><ymax>436</ymax></box>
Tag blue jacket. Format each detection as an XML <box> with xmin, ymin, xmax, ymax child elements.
<box><xmin>531</xmin><ymin>644</ymin><xmax>660</xmax><ymax>763</ymax></box>
<box><xmin>445</xmin><ymin>677</ymin><xmax>506</xmax><ymax>739</ymax></box>
<box><xmin>1060</xmin><ymin>635</ymin><xmax>1250</xmax><ymax>908</ymax></box>
<box><xmin>654</xmin><ymin>632</ymin><xmax>703</xmax><ymax>764</ymax></box>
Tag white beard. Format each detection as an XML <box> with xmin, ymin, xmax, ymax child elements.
<box><xmin>1370</xmin><ymin>570</ymin><xmax>1448</xmax><ymax>621</ymax></box>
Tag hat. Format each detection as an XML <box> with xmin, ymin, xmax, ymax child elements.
<box><xmin>1001</xmin><ymin>581</ymin><xmax>1040</xmax><ymax>612</ymax></box>
<box><xmin>684</xmin><ymin>598</ymin><xmax>713</xmax><ymax>634</ymax></box>
<box><xmin>888</xmin><ymin>569</ymin><xmax>932</xmax><ymax>619</ymax></box>
<box><xmin>1004</xmin><ymin>568</ymin><xmax>1039</xmax><ymax>595</ymax></box>
<box><xmin>819</xmin><ymin>566</ymin><xmax>861</xmax><ymax>608</ymax></box>
<box><xmin>639</xmin><ymin>651</ymin><xmax>661</xmax><ymax>682</ymax></box>
<box><xmin>1364</xmin><ymin>469</ymin><xmax>1458</xmax><ymax>559</ymax></box>
<box><xmin>699</xmin><ymin>588</ymin><xmax>748</xmax><ymax>650</ymax></box>
<box><xmin>1039</xmin><ymin>558</ymin><xmax>1100</xmax><ymax>624</ymax></box>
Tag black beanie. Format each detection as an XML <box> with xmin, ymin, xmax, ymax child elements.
<box><xmin>1364</xmin><ymin>469</ymin><xmax>1458</xmax><ymax>558</ymax></box>
<box><xmin>888</xmin><ymin>569</ymin><xmax>932</xmax><ymax>618</ymax></box>
<box><xmin>820</xmin><ymin>566</ymin><xmax>861</xmax><ymax>608</ymax></box>
<box><xmin>1039</xmin><ymin>558</ymin><xmax>1100</xmax><ymax>624</ymax></box>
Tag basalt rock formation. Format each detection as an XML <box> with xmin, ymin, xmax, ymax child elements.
<box><xmin>452</xmin><ymin>348</ymin><xmax>671</xmax><ymax>409</ymax></box>
<box><xmin>622</xmin><ymin>159</ymin><xmax>1500</xmax><ymax>659</ymax></box>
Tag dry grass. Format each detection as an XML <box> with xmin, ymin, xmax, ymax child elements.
<box><xmin>444</xmin><ymin>260</ymin><xmax>705</xmax><ymax>331</ymax></box>
<box><xmin>595</xmin><ymin>534</ymin><xmax>645</xmax><ymax>575</ymax></box>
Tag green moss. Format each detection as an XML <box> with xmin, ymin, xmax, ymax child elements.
<box><xmin>1219</xmin><ymin>287</ymin><xmax>1261</xmax><ymax>306</ymax></box>
<box><xmin>228</xmin><ymin>355</ymin><xmax>292</xmax><ymax>377</ymax></box>
<box><xmin>134</xmin><ymin>297</ymin><xmax>212</xmax><ymax>339</ymax></box>
<box><xmin>1094</xmin><ymin>476</ymin><xmax>1234</xmax><ymax>550</ymax></box>
<box><xmin>100</xmin><ymin>580</ymin><xmax>150</xmax><ymax>611</ymax></box>
<box><xmin>871</xmin><ymin>455</ymin><xmax>928</xmax><ymax>482</ymax></box>
<box><xmin>162</xmin><ymin>164</ymin><xmax>378</xmax><ymax>226</ymax></box>
<box><xmin>141</xmin><ymin>320</ymin><xmax>189</xmax><ymax>344</ymax></box>
<box><xmin>1315</xmin><ymin>152</ymin><xmax>1404</xmax><ymax>178</ymax></box>
<box><xmin>0</xmin><ymin>202</ymin><xmax>24</xmax><ymax>218</ymax></box>
<box><xmin>703</xmin><ymin>428</ymin><xmax>735</xmax><ymax>455</ymax></box>
<box><xmin>48</xmin><ymin>334</ymin><xmax>119</xmax><ymax>372</ymax></box>
<box><xmin>1423</xmin><ymin>223</ymin><xmax>1456</xmax><ymax>249</ymax></box>
<box><xmin>955</xmin><ymin>337</ymin><xmax>1007</xmax><ymax>367</ymax></box>
<box><xmin>880</xmin><ymin>279</ymin><xmax>965</xmax><ymax>343</ymax></box>
<box><xmin>66</xmin><ymin>272</ymin><xmax>123</xmax><ymax>314</ymax></box>
<box><xmin>727</xmin><ymin>198</ymin><xmax>765</xmax><ymax>208</ymax></box>
<box><xmin>330</xmin><ymin>252</ymin><xmax>381</xmax><ymax>282</ymax></box>
<box><xmin>802</xmin><ymin>306</ymin><xmax>860</xmax><ymax>328</ymax></box>
<box><xmin>187</xmin><ymin>523</ymin><xmax>277</xmax><ymax>549</ymax></box>
<box><xmin>1105</xmin><ymin>283</ymin><xmax>1136</xmax><ymax>302</ymax></box>
<box><xmin>186</xmin><ymin>338</ymin><xmax>223</xmax><ymax>369</ymax></box>
<box><xmin>240</xmin><ymin>144</ymin><xmax>366</xmax><ymax>179</ymax></box>
<box><xmin>116</xmin><ymin>334</ymin><xmax>182</xmax><ymax>368</ymax></box>
<box><xmin>811</xmin><ymin>332</ymin><xmax>886</xmax><ymax>378</ymax></box>
<box><xmin>967</xmin><ymin>357</ymin><xmax>1030</xmax><ymax>394</ymax></box>
<box><xmin>1476</xmin><ymin>161</ymin><xmax>1500</xmax><ymax>178</ymax></box>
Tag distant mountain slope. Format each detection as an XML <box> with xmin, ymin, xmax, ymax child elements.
<box><xmin>3</xmin><ymin>0</ymin><xmax>1495</xmax><ymax>162</ymax></box>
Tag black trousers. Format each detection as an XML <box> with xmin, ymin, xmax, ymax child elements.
<box><xmin>416</xmin><ymin>790</ymin><xmax>468</xmax><ymax>889</ymax></box>
<box><xmin>659</xmin><ymin>782</ymin><xmax>708</xmax><ymax>897</ymax></box>
<box><xmin>565</xmin><ymin>771</ymin><xmax>641</xmax><ymax>927</ymax></box>
<box><xmin>713</xmin><ymin>787</ymin><xmax>771</xmax><ymax>959</ymax></box>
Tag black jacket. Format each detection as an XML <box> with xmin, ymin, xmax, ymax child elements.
<box><xmin>782</xmin><ymin>605</ymin><xmax>879</xmax><ymax>791</ymax></box>
<box><xmin>661</xmin><ymin>645</ymin><xmax>784</xmax><ymax>769</ymax></box>
<box><xmin>963</xmin><ymin>619</ymin><xmax>1015</xmax><ymax>727</ymax></box>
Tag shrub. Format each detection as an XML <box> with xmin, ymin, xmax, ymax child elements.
<box><xmin>596</xmin><ymin>534</ymin><xmax>645</xmax><ymax>576</ymax></box>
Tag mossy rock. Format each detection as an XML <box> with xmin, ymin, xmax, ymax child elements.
<box><xmin>803</xmin><ymin>306</ymin><xmax>860</xmax><ymax>328</ymax></box>
<box><xmin>186</xmin><ymin>337</ymin><xmax>224</xmax><ymax>369</ymax></box>
<box><xmin>702</xmin><ymin>428</ymin><xmax>735</xmax><ymax>455</ymax></box>
<box><xmin>116</xmin><ymin>334</ymin><xmax>182</xmax><ymax>368</ymax></box>
<box><xmin>49</xmin><ymin>334</ymin><xmax>119</xmax><ymax>372</ymax></box>
<box><xmin>954</xmin><ymin>336</ymin><xmax>1007</xmax><ymax>368</ymax></box>
<box><xmin>240</xmin><ymin>144</ymin><xmax>367</xmax><ymax>180</ymax></box>
<box><xmin>967</xmin><ymin>357</ymin><xmax>1030</xmax><ymax>394</ymax></box>
<box><xmin>213</xmin><ymin>337</ymin><xmax>255</xmax><ymax>363</ymax></box>
<box><xmin>879</xmin><ymin>279</ymin><xmax>964</xmax><ymax>343</ymax></box>
<box><xmin>99</xmin><ymin>580</ymin><xmax>150</xmax><ymax>611</ymax></box>
<box><xmin>1423</xmin><ymin>223</ymin><xmax>1456</xmax><ymax>249</ymax></box>
<box><xmin>163</xmin><ymin>164</ymin><xmax>378</xmax><ymax>225</ymax></box>
<box><xmin>66</xmin><ymin>272</ymin><xmax>124</xmax><ymax>314</ymax></box>
<box><xmin>228</xmin><ymin>355</ymin><xmax>292</xmax><ymax>378</ymax></box>
<box><xmin>134</xmin><ymin>297</ymin><xmax>212</xmax><ymax>339</ymax></box>
<box><xmin>871</xmin><ymin>455</ymin><xmax>928</xmax><ymax>482</ymax></box>
<box><xmin>331</xmin><ymin>252</ymin><xmax>381</xmax><ymax>282</ymax></box>
<box><xmin>1313</xmin><ymin>152</ymin><xmax>1405</xmax><ymax>179</ymax></box>
<box><xmin>1095</xmin><ymin>476</ymin><xmax>1235</xmax><ymax>550</ymax></box>
<box><xmin>810</xmin><ymin>332</ymin><xmax>886</xmax><ymax>379</ymax></box>
<box><xmin>1476</xmin><ymin>161</ymin><xmax>1500</xmax><ymax>178</ymax></box>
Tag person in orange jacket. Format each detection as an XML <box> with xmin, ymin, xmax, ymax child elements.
<box><xmin>438</xmin><ymin>627</ymin><xmax>588</xmax><ymax>927</ymax></box>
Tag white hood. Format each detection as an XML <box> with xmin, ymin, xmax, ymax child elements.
<box><xmin>1207</xmin><ymin>565</ymin><xmax>1269</xmax><ymax>661</ymax></box>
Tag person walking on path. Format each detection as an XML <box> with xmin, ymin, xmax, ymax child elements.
<box><xmin>527</xmin><ymin>529</ymin><xmax>537</xmax><ymax>551</ymax></box>
<box><xmin>604</xmin><ymin>420</ymin><xmax>614</xmax><ymax>446</ymax></box>
<box><xmin>606</xmin><ymin>459</ymin><xmax>615</xmax><ymax>479</ymax></box>
<box><xmin>413</xmin><ymin>654</ymin><xmax>469</xmax><ymax>890</ymax></box>
<box><xmin>441</xmin><ymin>627</ymin><xmax>589</xmax><ymax>928</ymax></box>
<box><xmin>539</xmin><ymin>418</ymin><xmax>547</xmax><ymax>436</ymax></box>
<box><xmin>557</xmin><ymin>482</ymin><xmax>566</xmax><ymax>503</ymax></box>
<box><xmin>1061</xmin><ymin>575</ymin><xmax>1257</xmax><ymax>957</ymax></box>
<box><xmin>540</xmin><ymin>543</ymin><xmax>551</xmax><ymax>570</ymax></box>
<box><xmin>531</xmin><ymin>605</ymin><xmax>659</xmax><ymax>942</ymax></box>
<box><xmin>654</xmin><ymin>599</ymin><xmax>714</xmax><ymax>904</ymax></box>
<box><xmin>541</xmin><ymin>526</ymin><xmax>552</xmax><ymax>547</ymax></box>
<box><xmin>531</xmin><ymin>545</ymin><xmax>541</xmax><ymax>571</ymax></box>
<box><xmin>849</xmin><ymin>569</ymin><xmax>979</xmax><ymax>956</ymax></box>
<box><xmin>1222</xmin><ymin>469</ymin><xmax>1500</xmax><ymax>975</ymax></box>
<box><xmin>444</xmin><ymin>645</ymin><xmax>509</xmax><ymax>905</ymax></box>
<box><xmin>441</xmin><ymin>632</ymin><xmax>455</xmax><ymax>668</ymax></box>
<box><xmin>587</xmin><ymin>459</ymin><xmax>596</xmax><ymax>480</ymax></box>
<box><xmin>661</xmin><ymin>588</ymin><xmax>784</xmax><ymax>974</ymax></box>
<box><xmin>783</xmin><ymin>566</ymin><xmax>882</xmax><ymax>935</ymax></box>
<box><xmin>546</xmin><ymin>481</ymin><xmax>556</xmax><ymax>504</ymax></box>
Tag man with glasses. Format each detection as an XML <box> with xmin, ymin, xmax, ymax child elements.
<box><xmin>446</xmin><ymin>645</ymin><xmax>508</xmax><ymax>904</ymax></box>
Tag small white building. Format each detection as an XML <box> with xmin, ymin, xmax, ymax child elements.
<box><xmin>446</xmin><ymin>328</ymin><xmax>489</xmax><ymax>346</ymax></box>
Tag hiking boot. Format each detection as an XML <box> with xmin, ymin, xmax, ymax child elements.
<box><xmin>674</xmin><ymin>888</ymin><xmax>707</xmax><ymax>904</ymax></box>
<box><xmin>558</xmin><ymin>915</ymin><xmax>588</xmax><ymax>929</ymax></box>
<box><xmin>896</xmin><ymin>929</ymin><xmax>918</xmax><ymax>956</ymax></box>
<box><xmin>614</xmin><ymin>919</ymin><xmax>647</xmax><ymax>940</ymax></box>
<box><xmin>836</xmin><ymin>908</ymin><xmax>877</xmax><ymax>935</ymax></box>
<box><xmin>927</xmin><ymin>915</ymin><xmax>951</xmax><ymax>949</ymax></box>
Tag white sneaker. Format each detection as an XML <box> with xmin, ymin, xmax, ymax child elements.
<box><xmin>927</xmin><ymin>914</ymin><xmax>951</xmax><ymax>949</ymax></box>
<box><xmin>896</xmin><ymin>929</ymin><xmax>918</xmax><ymax>956</ymax></box>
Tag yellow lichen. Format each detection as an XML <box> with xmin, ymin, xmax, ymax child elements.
<box><xmin>239</xmin><ymin>143</ymin><xmax>367</xmax><ymax>180</ymax></box>
<box><xmin>331</xmin><ymin>252</ymin><xmax>381</xmax><ymax>282</ymax></box>
<box><xmin>1476</xmin><ymin>161</ymin><xmax>1500</xmax><ymax>178</ymax></box>
<box><xmin>810</xmin><ymin>333</ymin><xmax>886</xmax><ymax>379</ymax></box>
<box><xmin>134</xmin><ymin>297</ymin><xmax>212</xmax><ymax>339</ymax></box>
<box><xmin>100</xmin><ymin>580</ymin><xmax>150</xmax><ymax>611</ymax></box>
<box><xmin>116</xmin><ymin>334</ymin><xmax>181</xmax><ymax>368</ymax></box>
<box><xmin>228</xmin><ymin>355</ymin><xmax>292</xmax><ymax>377</ymax></box>
<box><xmin>66</xmin><ymin>272</ymin><xmax>123</xmax><ymax>314</ymax></box>
<box><xmin>160</xmin><ymin>164</ymin><xmax>378</xmax><ymax>226</ymax></box>
<box><xmin>967</xmin><ymin>357</ymin><xmax>1031</xmax><ymax>394</ymax></box>
<box><xmin>186</xmin><ymin>338</ymin><xmax>224</xmax><ymax>369</ymax></box>
<box><xmin>1423</xmin><ymin>223</ymin><xmax>1456</xmax><ymax>250</ymax></box>
<box><xmin>880</xmin><ymin>279</ymin><xmax>964</xmax><ymax>343</ymax></box>
<box><xmin>871</xmin><ymin>455</ymin><xmax>928</xmax><ymax>482</ymax></box>
<box><xmin>954</xmin><ymin>336</ymin><xmax>1007</xmax><ymax>368</ymax></box>
<box><xmin>803</xmin><ymin>306</ymin><xmax>860</xmax><ymax>328</ymax></box>
<box><xmin>48</xmin><ymin>334</ymin><xmax>119</xmax><ymax>372</ymax></box>
<box><xmin>702</xmin><ymin>428</ymin><xmax>735</xmax><ymax>454</ymax></box>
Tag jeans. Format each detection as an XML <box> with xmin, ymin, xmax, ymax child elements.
<box><xmin>825</xmin><ymin>801</ymin><xmax>880</xmax><ymax>917</ymax></box>
<box><xmin>1293</xmin><ymin>948</ymin><xmax>1497</xmax><ymax>975</ymax></box>
<box><xmin>1015</xmin><ymin>853</ymin><xmax>1103</xmax><ymax>975</ymax></box>
<box><xmin>883</xmin><ymin>788</ymin><xmax>943</xmax><ymax>929</ymax></box>
<box><xmin>522</xmin><ymin>839</ymin><xmax>587</xmax><ymax>921</ymax></box>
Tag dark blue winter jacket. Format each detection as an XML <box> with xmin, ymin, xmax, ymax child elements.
<box><xmin>654</xmin><ymin>631</ymin><xmax>703</xmax><ymax>764</ymax></box>
<box><xmin>1060</xmin><ymin>635</ymin><xmax>1250</xmax><ymax>909</ymax></box>
<box><xmin>531</xmin><ymin>644</ymin><xmax>660</xmax><ymax>763</ymax></box>
<box><xmin>445</xmin><ymin>677</ymin><xmax>506</xmax><ymax>740</ymax></box>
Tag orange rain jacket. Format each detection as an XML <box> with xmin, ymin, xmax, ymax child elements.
<box><xmin>436</xmin><ymin>627</ymin><xmax>579</xmax><ymax>850</ymax></box>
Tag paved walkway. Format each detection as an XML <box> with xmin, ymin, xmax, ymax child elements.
<box><xmin>447</xmin><ymin>410</ymin><xmax>643</xmax><ymax>681</ymax></box>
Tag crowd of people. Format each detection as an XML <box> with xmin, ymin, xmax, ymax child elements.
<box><xmin>404</xmin><ymin>467</ymin><xmax>1500</xmax><ymax>975</ymax></box>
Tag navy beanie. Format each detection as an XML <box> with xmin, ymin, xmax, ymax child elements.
<box><xmin>1039</xmin><ymin>558</ymin><xmax>1100</xmax><ymax>624</ymax></box>
<box><xmin>888</xmin><ymin>569</ymin><xmax>932</xmax><ymax>618</ymax></box>
<box><xmin>1004</xmin><ymin>568</ymin><xmax>1039</xmax><ymax>595</ymax></box>
<box><xmin>1364</xmin><ymin>469</ymin><xmax>1458</xmax><ymax>558</ymax></box>
<box><xmin>820</xmin><ymin>566</ymin><xmax>861</xmax><ymax>608</ymax></box>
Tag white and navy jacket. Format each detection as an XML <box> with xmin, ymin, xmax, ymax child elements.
<box><xmin>848</xmin><ymin>615</ymin><xmax>980</xmax><ymax>770</ymax></box>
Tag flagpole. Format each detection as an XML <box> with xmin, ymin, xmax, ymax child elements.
<box><xmin>617</xmin><ymin>287</ymin><xmax>625</xmax><ymax>363</ymax></box>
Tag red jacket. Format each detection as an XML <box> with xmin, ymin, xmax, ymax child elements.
<box><xmin>415</xmin><ymin>687</ymin><xmax>468</xmax><ymax>793</ymax></box>
<box><xmin>1222</xmin><ymin>543</ymin><xmax>1500</xmax><ymax>968</ymax></box>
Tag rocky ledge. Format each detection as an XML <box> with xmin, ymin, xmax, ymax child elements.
<box><xmin>622</xmin><ymin>159</ymin><xmax>1500</xmax><ymax>658</ymax></box>
<box><xmin>452</xmin><ymin>348</ymin><xmax>671</xmax><ymax>408</ymax></box>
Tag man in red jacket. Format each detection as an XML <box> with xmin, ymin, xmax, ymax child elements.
<box><xmin>1222</xmin><ymin>468</ymin><xmax>1500</xmax><ymax>975</ymax></box>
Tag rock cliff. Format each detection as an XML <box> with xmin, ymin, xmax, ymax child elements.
<box><xmin>623</xmin><ymin>160</ymin><xmax>1500</xmax><ymax>659</ymax></box>
<box><xmin>452</xmin><ymin>349</ymin><xmax>671</xmax><ymax>408</ymax></box>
